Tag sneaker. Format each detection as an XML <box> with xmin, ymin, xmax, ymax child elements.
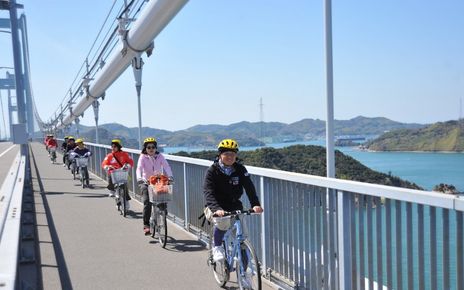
<box><xmin>143</xmin><ymin>226</ymin><xmax>151</xmax><ymax>235</ymax></box>
<box><xmin>108</xmin><ymin>191</ymin><xmax>115</xmax><ymax>197</ymax></box>
<box><xmin>212</xmin><ymin>246</ymin><xmax>225</xmax><ymax>262</ymax></box>
<box><xmin>63</xmin><ymin>164</ymin><xmax>67</xmax><ymax>167</ymax></box>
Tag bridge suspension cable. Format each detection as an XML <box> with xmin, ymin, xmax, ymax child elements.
<box><xmin>43</xmin><ymin>0</ymin><xmax>188</xmax><ymax>136</ymax></box>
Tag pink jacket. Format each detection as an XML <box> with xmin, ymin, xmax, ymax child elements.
<box><xmin>136</xmin><ymin>153</ymin><xmax>173</xmax><ymax>181</ymax></box>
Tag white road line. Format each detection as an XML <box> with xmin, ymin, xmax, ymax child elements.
<box><xmin>0</xmin><ymin>145</ymin><xmax>16</xmax><ymax>158</ymax></box>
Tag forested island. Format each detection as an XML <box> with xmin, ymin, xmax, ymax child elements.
<box><xmin>175</xmin><ymin>145</ymin><xmax>422</xmax><ymax>190</ymax></box>
<box><xmin>366</xmin><ymin>120</ymin><xmax>464</xmax><ymax>152</ymax></box>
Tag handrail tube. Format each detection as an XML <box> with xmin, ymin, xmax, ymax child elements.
<box><xmin>58</xmin><ymin>0</ymin><xmax>188</xmax><ymax>129</ymax></box>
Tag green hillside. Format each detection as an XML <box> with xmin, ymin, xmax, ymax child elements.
<box><xmin>366</xmin><ymin>120</ymin><xmax>464</xmax><ymax>152</ymax></box>
<box><xmin>175</xmin><ymin>145</ymin><xmax>422</xmax><ymax>190</ymax></box>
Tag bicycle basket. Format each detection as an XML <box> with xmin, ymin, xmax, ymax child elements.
<box><xmin>76</xmin><ymin>157</ymin><xmax>89</xmax><ymax>167</ymax></box>
<box><xmin>111</xmin><ymin>169</ymin><xmax>129</xmax><ymax>184</ymax></box>
<box><xmin>149</xmin><ymin>184</ymin><xmax>173</xmax><ymax>203</ymax></box>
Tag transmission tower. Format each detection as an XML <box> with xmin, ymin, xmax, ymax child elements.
<box><xmin>259</xmin><ymin>97</ymin><xmax>264</xmax><ymax>141</ymax></box>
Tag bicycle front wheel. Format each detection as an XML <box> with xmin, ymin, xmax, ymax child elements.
<box><xmin>236</xmin><ymin>240</ymin><xmax>262</xmax><ymax>290</ymax></box>
<box><xmin>157</xmin><ymin>206</ymin><xmax>167</xmax><ymax>248</ymax></box>
<box><xmin>72</xmin><ymin>164</ymin><xmax>76</xmax><ymax>180</ymax></box>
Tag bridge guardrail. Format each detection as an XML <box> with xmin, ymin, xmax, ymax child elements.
<box><xmin>0</xmin><ymin>152</ymin><xmax>26</xmax><ymax>289</ymax></box>
<box><xmin>62</xmin><ymin>141</ymin><xmax>464</xmax><ymax>289</ymax></box>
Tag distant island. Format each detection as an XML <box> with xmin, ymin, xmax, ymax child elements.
<box><xmin>175</xmin><ymin>145</ymin><xmax>422</xmax><ymax>190</ymax></box>
<box><xmin>365</xmin><ymin>120</ymin><xmax>464</xmax><ymax>152</ymax></box>
<box><xmin>55</xmin><ymin>116</ymin><xmax>424</xmax><ymax>150</ymax></box>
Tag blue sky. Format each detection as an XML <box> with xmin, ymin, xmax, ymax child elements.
<box><xmin>1</xmin><ymin>0</ymin><xmax>463</xmax><ymax>132</ymax></box>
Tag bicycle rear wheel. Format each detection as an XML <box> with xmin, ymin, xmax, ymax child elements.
<box><xmin>119</xmin><ymin>186</ymin><xmax>127</xmax><ymax>217</ymax></box>
<box><xmin>236</xmin><ymin>240</ymin><xmax>261</xmax><ymax>290</ymax></box>
<box><xmin>157</xmin><ymin>205</ymin><xmax>167</xmax><ymax>248</ymax></box>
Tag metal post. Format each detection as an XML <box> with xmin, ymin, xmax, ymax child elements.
<box><xmin>132</xmin><ymin>53</ymin><xmax>144</xmax><ymax>147</ymax></box>
<box><xmin>7</xmin><ymin>89</ymin><xmax>13</xmax><ymax>140</ymax></box>
<box><xmin>75</xmin><ymin>118</ymin><xmax>80</xmax><ymax>137</ymax></box>
<box><xmin>92</xmin><ymin>100</ymin><xmax>99</xmax><ymax>144</ymax></box>
<box><xmin>324</xmin><ymin>0</ymin><xmax>335</xmax><ymax>178</ymax></box>
<box><xmin>260</xmin><ymin>176</ymin><xmax>267</xmax><ymax>273</ymax></box>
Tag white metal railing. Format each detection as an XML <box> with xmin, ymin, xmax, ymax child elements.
<box><xmin>74</xmin><ymin>141</ymin><xmax>464</xmax><ymax>289</ymax></box>
<box><xmin>0</xmin><ymin>152</ymin><xmax>26</xmax><ymax>290</ymax></box>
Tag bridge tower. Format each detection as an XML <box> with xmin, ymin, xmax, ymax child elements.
<box><xmin>0</xmin><ymin>0</ymin><xmax>35</xmax><ymax>144</ymax></box>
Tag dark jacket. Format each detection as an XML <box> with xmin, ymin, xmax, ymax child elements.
<box><xmin>73</xmin><ymin>147</ymin><xmax>91</xmax><ymax>157</ymax></box>
<box><xmin>203</xmin><ymin>160</ymin><xmax>260</xmax><ymax>212</ymax></box>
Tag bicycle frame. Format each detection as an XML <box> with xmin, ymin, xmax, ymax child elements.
<box><xmin>223</xmin><ymin>215</ymin><xmax>246</xmax><ymax>271</ymax></box>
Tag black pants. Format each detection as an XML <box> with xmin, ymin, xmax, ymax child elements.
<box><xmin>107</xmin><ymin>175</ymin><xmax>115</xmax><ymax>191</ymax></box>
<box><xmin>139</xmin><ymin>183</ymin><xmax>151</xmax><ymax>227</ymax></box>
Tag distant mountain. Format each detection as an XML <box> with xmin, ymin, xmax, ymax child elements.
<box><xmin>66</xmin><ymin>116</ymin><xmax>424</xmax><ymax>148</ymax></box>
<box><xmin>365</xmin><ymin>120</ymin><xmax>464</xmax><ymax>152</ymax></box>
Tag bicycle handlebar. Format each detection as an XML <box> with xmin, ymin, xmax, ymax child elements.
<box><xmin>213</xmin><ymin>209</ymin><xmax>259</xmax><ymax>217</ymax></box>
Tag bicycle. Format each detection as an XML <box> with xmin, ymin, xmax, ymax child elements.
<box><xmin>110</xmin><ymin>168</ymin><xmax>130</xmax><ymax>217</ymax></box>
<box><xmin>207</xmin><ymin>209</ymin><xmax>262</xmax><ymax>290</ymax></box>
<box><xmin>74</xmin><ymin>155</ymin><xmax>90</xmax><ymax>188</ymax></box>
<box><xmin>49</xmin><ymin>146</ymin><xmax>57</xmax><ymax>164</ymax></box>
<box><xmin>148</xmin><ymin>175</ymin><xmax>173</xmax><ymax>248</ymax></box>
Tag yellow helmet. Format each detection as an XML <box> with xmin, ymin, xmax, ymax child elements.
<box><xmin>218</xmin><ymin>138</ymin><xmax>239</xmax><ymax>152</ymax></box>
<box><xmin>111</xmin><ymin>139</ymin><xmax>122</xmax><ymax>148</ymax></box>
<box><xmin>143</xmin><ymin>137</ymin><xmax>157</xmax><ymax>145</ymax></box>
<box><xmin>68</xmin><ymin>136</ymin><xmax>75</xmax><ymax>141</ymax></box>
<box><xmin>76</xmin><ymin>138</ymin><xmax>84</xmax><ymax>144</ymax></box>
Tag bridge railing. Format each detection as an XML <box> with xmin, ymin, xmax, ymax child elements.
<box><xmin>0</xmin><ymin>152</ymin><xmax>27</xmax><ymax>289</ymax></box>
<box><xmin>81</xmin><ymin>142</ymin><xmax>463</xmax><ymax>290</ymax></box>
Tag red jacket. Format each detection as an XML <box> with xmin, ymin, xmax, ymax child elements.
<box><xmin>101</xmin><ymin>150</ymin><xmax>134</xmax><ymax>173</ymax></box>
<box><xmin>47</xmin><ymin>139</ymin><xmax>58</xmax><ymax>148</ymax></box>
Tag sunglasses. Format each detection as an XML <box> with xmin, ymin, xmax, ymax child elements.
<box><xmin>146</xmin><ymin>146</ymin><xmax>156</xmax><ymax>149</ymax></box>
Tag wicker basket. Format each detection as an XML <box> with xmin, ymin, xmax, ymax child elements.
<box><xmin>76</xmin><ymin>157</ymin><xmax>89</xmax><ymax>167</ymax></box>
<box><xmin>111</xmin><ymin>169</ymin><xmax>129</xmax><ymax>184</ymax></box>
<box><xmin>149</xmin><ymin>184</ymin><xmax>173</xmax><ymax>203</ymax></box>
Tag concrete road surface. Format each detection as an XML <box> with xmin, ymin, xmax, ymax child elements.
<box><xmin>0</xmin><ymin>142</ymin><xmax>19</xmax><ymax>183</ymax></box>
<box><xmin>29</xmin><ymin>143</ymin><xmax>276</xmax><ymax>290</ymax></box>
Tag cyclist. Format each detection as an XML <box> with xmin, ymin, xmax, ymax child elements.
<box><xmin>101</xmin><ymin>139</ymin><xmax>134</xmax><ymax>204</ymax></box>
<box><xmin>203</xmin><ymin>138</ymin><xmax>263</xmax><ymax>262</ymax></box>
<box><xmin>44</xmin><ymin>134</ymin><xmax>52</xmax><ymax>151</ymax></box>
<box><xmin>65</xmin><ymin>136</ymin><xmax>77</xmax><ymax>169</ymax></box>
<box><xmin>46</xmin><ymin>135</ymin><xmax>58</xmax><ymax>162</ymax></box>
<box><xmin>46</xmin><ymin>135</ymin><xmax>58</xmax><ymax>149</ymax></box>
<box><xmin>136</xmin><ymin>137</ymin><xmax>173</xmax><ymax>235</ymax></box>
<box><xmin>61</xmin><ymin>136</ymin><xmax>69</xmax><ymax>166</ymax></box>
<box><xmin>71</xmin><ymin>138</ymin><xmax>92</xmax><ymax>172</ymax></box>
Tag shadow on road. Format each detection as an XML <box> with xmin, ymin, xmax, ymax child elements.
<box><xmin>30</xmin><ymin>147</ymin><xmax>73</xmax><ymax>290</ymax></box>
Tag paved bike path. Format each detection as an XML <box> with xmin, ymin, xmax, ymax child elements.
<box><xmin>30</xmin><ymin>143</ymin><xmax>275</xmax><ymax>290</ymax></box>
